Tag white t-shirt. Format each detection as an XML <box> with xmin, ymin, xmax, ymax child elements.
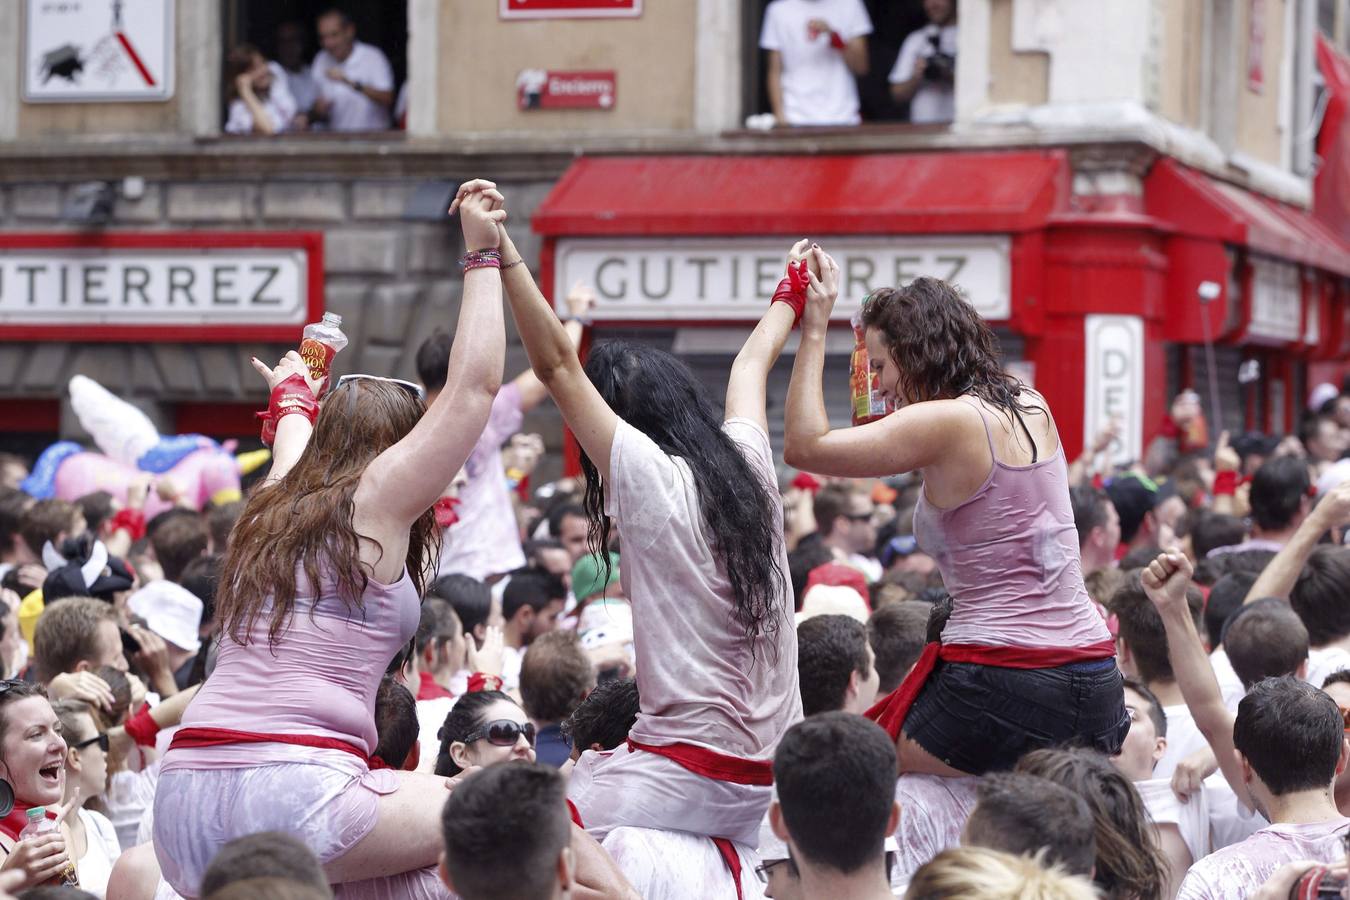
<box><xmin>310</xmin><ymin>41</ymin><xmax>394</xmax><ymax>131</ymax></box>
<box><xmin>603</xmin><ymin>827</ymin><xmax>763</xmax><ymax>900</ymax></box>
<box><xmin>1136</xmin><ymin>777</ymin><xmax>1211</xmax><ymax>865</ymax></box>
<box><xmin>225</xmin><ymin>62</ymin><xmax>297</xmax><ymax>135</ymax></box>
<box><xmin>759</xmin><ymin>0</ymin><xmax>872</xmax><ymax>126</ymax></box>
<box><xmin>284</xmin><ymin>66</ymin><xmax>320</xmax><ymax>116</ymax></box>
<box><xmin>606</xmin><ymin>418</ymin><xmax>800</xmax><ymax>757</ymax></box>
<box><xmin>1305</xmin><ymin>644</ymin><xmax>1350</xmax><ymax>688</ymax></box>
<box><xmin>1154</xmin><ymin>702</ymin><xmax>1210</xmax><ymax>780</ymax></box>
<box><xmin>890</xmin><ymin>773</ymin><xmax>980</xmax><ymax>893</ymax></box>
<box><xmin>416</xmin><ymin>695</ymin><xmax>455</xmax><ymax>774</ymax></box>
<box><xmin>1210</xmin><ymin>647</ymin><xmax>1247</xmax><ymax>710</ymax></box>
<box><xmin>889</xmin><ymin>23</ymin><xmax>958</xmax><ymax>124</ymax></box>
<box><xmin>1177</xmin><ymin>818</ymin><xmax>1350</xmax><ymax>900</ymax></box>
<box><xmin>76</xmin><ymin>807</ymin><xmax>122</xmax><ymax>898</ymax></box>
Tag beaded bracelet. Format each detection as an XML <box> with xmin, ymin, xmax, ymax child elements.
<box><xmin>460</xmin><ymin>249</ymin><xmax>502</xmax><ymax>272</ymax></box>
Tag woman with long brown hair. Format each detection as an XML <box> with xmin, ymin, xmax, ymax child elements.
<box><xmin>785</xmin><ymin>259</ymin><xmax>1126</xmax><ymax>777</ymax></box>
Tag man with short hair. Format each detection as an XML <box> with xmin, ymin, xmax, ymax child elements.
<box><xmin>525</xmin><ymin>538</ymin><xmax>574</xmax><ymax>592</ymax></box>
<box><xmin>796</xmin><ymin>614</ymin><xmax>879</xmax><ymax>716</ymax></box>
<box><xmin>812</xmin><ymin>484</ymin><xmax>881</xmax><ymax>582</ymax></box>
<box><xmin>0</xmin><ymin>487</ymin><xmax>37</xmax><ymax>583</ymax></box>
<box><xmin>1070</xmin><ymin>484</ymin><xmax>1121</xmax><ymax>575</ymax></box>
<box><xmin>1300</xmin><ymin>414</ymin><xmax>1348</xmax><ymax>470</ymax></box>
<box><xmin>206</xmin><ymin>500</ymin><xmax>242</xmax><ymax>554</ymax></box>
<box><xmin>1212</xmin><ymin>456</ymin><xmax>1313</xmax><ymax>557</ymax></box>
<box><xmin>562</xmin><ymin>677</ymin><xmax>639</xmax><ymax>760</ymax></box>
<box><xmin>550</xmin><ymin>506</ymin><xmax>591</xmax><ymax>567</ymax></box>
<box><xmin>1222</xmin><ymin>599</ymin><xmax>1309</xmax><ymax>690</ymax></box>
<box><xmin>19</xmin><ymin>499</ymin><xmax>85</xmax><ymax>564</ymax></box>
<box><xmin>769</xmin><ymin>712</ymin><xmax>897</xmax><ymax>900</ymax></box>
<box><xmin>33</xmin><ymin>596</ymin><xmax>128</xmax><ymax>684</ymax></box>
<box><xmin>520</xmin><ymin>631</ymin><xmax>596</xmax><ymax>767</ymax></box>
<box><xmin>961</xmin><ymin>772</ymin><xmax>1096</xmax><ymax>877</ymax></box>
<box><xmin>439</xmin><ymin>763</ymin><xmax>576</xmax><ymax>900</ymax></box>
<box><xmin>200</xmin><ymin>831</ymin><xmax>330</xmax><ymax>896</ymax></box>
<box><xmin>372</xmin><ymin>675</ymin><xmax>420</xmax><ymax>771</ymax></box>
<box><xmin>306</xmin><ymin>8</ymin><xmax>393</xmax><ymax>131</ymax></box>
<box><xmin>411</xmin><ymin>596</ymin><xmax>461</xmax><ymax>773</ymax></box>
<box><xmin>866</xmin><ymin>600</ymin><xmax>930</xmax><ymax>694</ymax></box>
<box><xmin>501</xmin><ymin>568</ymin><xmax>567</xmax><ymax>691</ymax></box>
<box><xmin>1105</xmin><ymin>475</ymin><xmax>1164</xmax><ymax>559</ymax></box>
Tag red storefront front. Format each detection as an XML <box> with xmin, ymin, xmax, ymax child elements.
<box><xmin>532</xmin><ymin>148</ymin><xmax>1350</xmax><ymax>466</ymax></box>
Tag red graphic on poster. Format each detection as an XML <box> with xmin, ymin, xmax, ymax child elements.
<box><xmin>517</xmin><ymin>70</ymin><xmax>616</xmax><ymax>110</ymax></box>
<box><xmin>501</xmin><ymin>0</ymin><xmax>641</xmax><ymax>19</ymax></box>
<box><xmin>1247</xmin><ymin>0</ymin><xmax>1265</xmax><ymax>93</ymax></box>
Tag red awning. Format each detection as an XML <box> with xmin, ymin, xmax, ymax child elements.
<box><xmin>1147</xmin><ymin>158</ymin><xmax>1350</xmax><ymax>277</ymax></box>
<box><xmin>532</xmin><ymin>150</ymin><xmax>1068</xmax><ymax>237</ymax></box>
<box><xmin>1315</xmin><ymin>34</ymin><xmax>1350</xmax><ymax>242</ymax></box>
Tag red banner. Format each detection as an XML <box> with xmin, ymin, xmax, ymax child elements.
<box><xmin>517</xmin><ymin>70</ymin><xmax>616</xmax><ymax>110</ymax></box>
<box><xmin>501</xmin><ymin>0</ymin><xmax>640</xmax><ymax>19</ymax></box>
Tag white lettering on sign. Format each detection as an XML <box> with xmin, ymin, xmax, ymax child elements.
<box><xmin>25</xmin><ymin>0</ymin><xmax>174</xmax><ymax>102</ymax></box>
<box><xmin>554</xmin><ymin>236</ymin><xmax>1011</xmax><ymax>322</ymax></box>
<box><xmin>1248</xmin><ymin>258</ymin><xmax>1301</xmax><ymax>342</ymax></box>
<box><xmin>0</xmin><ymin>250</ymin><xmax>307</xmax><ymax>325</ymax></box>
<box><xmin>1084</xmin><ymin>315</ymin><xmax>1143</xmax><ymax>466</ymax></box>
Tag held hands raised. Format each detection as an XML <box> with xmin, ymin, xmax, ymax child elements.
<box><xmin>801</xmin><ymin>246</ymin><xmax>840</xmax><ymax>337</ymax></box>
<box><xmin>449</xmin><ymin>179</ymin><xmax>507</xmax><ymax>253</ymax></box>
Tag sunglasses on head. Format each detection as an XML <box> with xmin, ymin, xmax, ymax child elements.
<box><xmin>463</xmin><ymin>720</ymin><xmax>536</xmax><ymax>748</ymax></box>
<box><xmin>333</xmin><ymin>374</ymin><xmax>427</xmax><ymax>403</ymax></box>
<box><xmin>73</xmin><ymin>733</ymin><xmax>109</xmax><ymax>753</ymax></box>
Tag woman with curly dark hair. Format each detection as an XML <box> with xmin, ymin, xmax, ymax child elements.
<box><xmin>488</xmin><ymin>192</ymin><xmax>803</xmax><ymax>847</ymax></box>
<box><xmin>786</xmin><ymin>260</ymin><xmax>1125</xmax><ymax>777</ymax></box>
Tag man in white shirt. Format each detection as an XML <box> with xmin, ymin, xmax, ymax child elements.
<box><xmin>275</xmin><ymin>21</ymin><xmax>319</xmax><ymax>127</ymax></box>
<box><xmin>760</xmin><ymin>0</ymin><xmax>872</xmax><ymax>127</ymax></box>
<box><xmin>306</xmin><ymin>9</ymin><xmax>393</xmax><ymax>132</ymax></box>
<box><xmin>889</xmin><ymin>0</ymin><xmax>957</xmax><ymax>124</ymax></box>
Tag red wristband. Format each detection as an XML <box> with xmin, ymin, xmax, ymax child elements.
<box><xmin>434</xmin><ymin>497</ymin><xmax>461</xmax><ymax>529</ymax></box>
<box><xmin>1213</xmin><ymin>470</ymin><xmax>1240</xmax><ymax>497</ymax></box>
<box><xmin>772</xmin><ymin>260</ymin><xmax>810</xmax><ymax>327</ymax></box>
<box><xmin>256</xmin><ymin>374</ymin><xmax>320</xmax><ymax>447</ymax></box>
<box><xmin>124</xmin><ymin>703</ymin><xmax>161</xmax><ymax>748</ymax></box>
<box><xmin>829</xmin><ymin>30</ymin><xmax>846</xmax><ymax>50</ymax></box>
<box><xmin>108</xmin><ymin>508</ymin><xmax>147</xmax><ymax>543</ymax></box>
<box><xmin>467</xmin><ymin>672</ymin><xmax>503</xmax><ymax>693</ymax></box>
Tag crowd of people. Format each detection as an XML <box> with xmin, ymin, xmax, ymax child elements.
<box><xmin>0</xmin><ymin>176</ymin><xmax>1348</xmax><ymax>900</ymax></box>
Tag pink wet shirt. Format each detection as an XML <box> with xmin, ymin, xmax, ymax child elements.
<box><xmin>165</xmin><ymin>563</ymin><xmax>420</xmax><ymax>770</ymax></box>
<box><xmin>914</xmin><ymin>400</ymin><xmax>1111</xmax><ymax>649</ymax></box>
<box><xmin>1176</xmin><ymin>818</ymin><xmax>1350</xmax><ymax>900</ymax></box>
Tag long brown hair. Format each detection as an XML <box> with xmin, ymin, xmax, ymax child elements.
<box><xmin>219</xmin><ymin>380</ymin><xmax>438</xmax><ymax>647</ymax></box>
<box><xmin>861</xmin><ymin>278</ymin><xmax>1045</xmax><ymax>436</ymax></box>
<box><xmin>224</xmin><ymin>43</ymin><xmax>266</xmax><ymax>103</ymax></box>
<box><xmin>1016</xmin><ymin>747</ymin><xmax>1168</xmax><ymax>900</ymax></box>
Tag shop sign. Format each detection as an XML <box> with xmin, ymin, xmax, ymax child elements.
<box><xmin>1084</xmin><ymin>315</ymin><xmax>1143</xmax><ymax>466</ymax></box>
<box><xmin>517</xmin><ymin>70</ymin><xmax>616</xmax><ymax>110</ymax></box>
<box><xmin>1248</xmin><ymin>258</ymin><xmax>1301</xmax><ymax>342</ymax></box>
<box><xmin>0</xmin><ymin>233</ymin><xmax>321</xmax><ymax>342</ymax></box>
<box><xmin>24</xmin><ymin>0</ymin><xmax>174</xmax><ymax>102</ymax></box>
<box><xmin>501</xmin><ymin>0</ymin><xmax>641</xmax><ymax>18</ymax></box>
<box><xmin>554</xmin><ymin>236</ymin><xmax>1011</xmax><ymax>323</ymax></box>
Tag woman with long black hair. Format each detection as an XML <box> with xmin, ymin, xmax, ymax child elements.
<box><xmin>476</xmin><ymin>183</ymin><xmax>803</xmax><ymax>847</ymax></box>
<box><xmin>785</xmin><ymin>255</ymin><xmax>1126</xmax><ymax>778</ymax></box>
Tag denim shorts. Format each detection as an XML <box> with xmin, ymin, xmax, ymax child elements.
<box><xmin>903</xmin><ymin>657</ymin><xmax>1129</xmax><ymax>774</ymax></box>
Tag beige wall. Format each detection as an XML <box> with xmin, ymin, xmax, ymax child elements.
<box><xmin>1235</xmin><ymin>0</ymin><xmax>1288</xmax><ymax>166</ymax></box>
<box><xmin>986</xmin><ymin>0</ymin><xmax>1049</xmax><ymax>107</ymax></box>
<box><xmin>1157</xmin><ymin>0</ymin><xmax>1206</xmax><ymax>128</ymax></box>
<box><xmin>436</xmin><ymin>1</ymin><xmax>696</xmax><ymax>133</ymax></box>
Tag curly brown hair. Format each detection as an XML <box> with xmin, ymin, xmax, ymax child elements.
<box><xmin>860</xmin><ymin>278</ymin><xmax>1044</xmax><ymax>433</ymax></box>
<box><xmin>218</xmin><ymin>379</ymin><xmax>438</xmax><ymax>647</ymax></box>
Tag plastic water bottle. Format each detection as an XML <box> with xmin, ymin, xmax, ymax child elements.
<box><xmin>298</xmin><ymin>312</ymin><xmax>349</xmax><ymax>393</ymax></box>
<box><xmin>19</xmin><ymin>807</ymin><xmax>78</xmax><ymax>886</ymax></box>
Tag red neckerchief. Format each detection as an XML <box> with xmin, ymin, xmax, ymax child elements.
<box><xmin>0</xmin><ymin>803</ymin><xmax>55</xmax><ymax>842</ymax></box>
<box><xmin>417</xmin><ymin>672</ymin><xmax>454</xmax><ymax>701</ymax></box>
<box><xmin>434</xmin><ymin>497</ymin><xmax>461</xmax><ymax>528</ymax></box>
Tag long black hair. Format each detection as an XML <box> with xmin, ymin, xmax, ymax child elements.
<box><xmin>579</xmin><ymin>341</ymin><xmax>786</xmax><ymax>656</ymax></box>
<box><xmin>435</xmin><ymin>690</ymin><xmax>512</xmax><ymax>777</ymax></box>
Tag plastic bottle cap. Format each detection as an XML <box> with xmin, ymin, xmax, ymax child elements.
<box><xmin>25</xmin><ymin>807</ymin><xmax>44</xmax><ymax>819</ymax></box>
<box><xmin>322</xmin><ymin>312</ymin><xmax>343</xmax><ymax>326</ymax></box>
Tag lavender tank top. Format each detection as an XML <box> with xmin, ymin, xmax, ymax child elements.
<box><xmin>913</xmin><ymin>400</ymin><xmax>1112</xmax><ymax>649</ymax></box>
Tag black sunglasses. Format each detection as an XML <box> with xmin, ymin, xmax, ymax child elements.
<box><xmin>72</xmin><ymin>733</ymin><xmax>109</xmax><ymax>753</ymax></box>
<box><xmin>463</xmin><ymin>720</ymin><xmax>536</xmax><ymax>748</ymax></box>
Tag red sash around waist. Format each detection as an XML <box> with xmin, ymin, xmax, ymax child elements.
<box><xmin>864</xmin><ymin>639</ymin><xmax>1118</xmax><ymax>742</ymax></box>
<box><xmin>169</xmin><ymin>726</ymin><xmax>390</xmax><ymax>770</ymax></box>
<box><xmin>625</xmin><ymin>738</ymin><xmax>774</xmax><ymax>787</ymax></box>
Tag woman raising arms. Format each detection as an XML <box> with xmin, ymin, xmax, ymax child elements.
<box><xmin>785</xmin><ymin>254</ymin><xmax>1126</xmax><ymax>777</ymax></box>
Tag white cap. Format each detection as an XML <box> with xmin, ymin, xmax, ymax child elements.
<box><xmin>795</xmin><ymin>585</ymin><xmax>869</xmax><ymax>626</ymax></box>
<box><xmin>1309</xmin><ymin>382</ymin><xmax>1340</xmax><ymax>413</ymax></box>
<box><xmin>128</xmin><ymin>580</ymin><xmax>203</xmax><ymax>653</ymax></box>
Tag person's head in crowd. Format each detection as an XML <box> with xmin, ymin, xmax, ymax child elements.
<box><xmin>921</xmin><ymin>0</ymin><xmax>957</xmax><ymax>26</ymax></box>
<box><xmin>1195</xmin><ymin>547</ymin><xmax>1275</xmax><ymax>589</ymax></box>
<box><xmin>40</xmin><ymin>534</ymin><xmax>136</xmax><ymax>608</ymax></box>
<box><xmin>1070</xmin><ymin>485</ymin><xmax>1120</xmax><ymax>575</ymax></box>
<box><xmin>0</xmin><ymin>487</ymin><xmax>36</xmax><ymax>566</ymax></box>
<box><xmin>813</xmin><ymin>484</ymin><xmax>877</xmax><ymax>559</ymax></box>
<box><xmin>1118</xmin><ymin>543</ymin><xmax>1164</xmax><ymax>572</ymax></box>
<box><xmin>0</xmin><ymin>589</ymin><xmax>26</xmax><ymax>679</ymax></box>
<box><xmin>1188</xmin><ymin>511</ymin><xmax>1248</xmax><ymax>563</ymax></box>
<box><xmin>74</xmin><ymin>491</ymin><xmax>115</xmax><ymax>539</ymax></box>
<box><xmin>1290</xmin><ymin>546</ymin><xmax>1350</xmax><ymax>649</ymax></box>
<box><xmin>315</xmin><ymin>7</ymin><xmax>358</xmax><ymax>63</ymax></box>
<box><xmin>34</xmin><ymin>596</ymin><xmax>127</xmax><ymax>683</ymax></box>
<box><xmin>274</xmin><ymin>20</ymin><xmax>310</xmax><ymax>73</ymax></box>
<box><xmin>150</xmin><ymin>514</ymin><xmax>209</xmax><ymax>584</ymax></box>
<box><xmin>1016</xmin><ymin>747</ymin><xmax>1167</xmax><ymax>900</ymax></box>
<box><xmin>1110</xmin><ymin>678</ymin><xmax>1168</xmax><ymax>782</ymax></box>
<box><xmin>0</xmin><ymin>454</ymin><xmax>28</xmax><ymax>491</ymax></box>
<box><xmin>1233</xmin><ymin>676</ymin><xmax>1347</xmax><ymax>820</ymax></box>
<box><xmin>181</xmin><ymin>554</ymin><xmax>222</xmax><ymax>638</ymax></box>
<box><xmin>427</xmin><ymin>574</ymin><xmax>500</xmax><ymax>648</ymax></box>
<box><xmin>439</xmin><ymin>762</ymin><xmax>573</xmax><ymax>900</ymax></box>
<box><xmin>372</xmin><ymin>675</ymin><xmax>418</xmax><ymax>770</ymax></box>
<box><xmin>20</xmin><ymin>499</ymin><xmax>86</xmax><ymax>564</ymax></box>
<box><xmin>92</xmin><ymin>665</ymin><xmax>133</xmax><ymax>728</ymax></box>
<box><xmin>1110</xmin><ymin>570</ymin><xmax>1203</xmax><ymax>684</ymax></box>
<box><xmin>797</xmin><ymin>584</ymin><xmax>869</xmax><ymax>625</ymax></box>
<box><xmin>415</xmin><ymin>596</ymin><xmax>466</xmax><ymax>685</ymax></box>
<box><xmin>199</xmin><ymin>831</ymin><xmax>329</xmax><ymax>897</ymax></box>
<box><xmin>436</xmin><ymin>691</ymin><xmax>536</xmax><ymax>777</ymax></box>
<box><xmin>206</xmin><ymin>501</ymin><xmax>242</xmax><ymax>554</ymax></box>
<box><xmin>520</xmin><ymin>631</ymin><xmax>594</xmax><ymax>729</ymax></box>
<box><xmin>903</xmin><ymin>847</ymin><xmax>1100</xmax><ymax>900</ymax></box>
<box><xmin>788</xmin><ymin>542</ymin><xmax>834</xmax><ymax>612</ymax></box>
<box><xmin>962</xmin><ymin>772</ymin><xmax>1096</xmax><ymax>878</ymax></box>
<box><xmin>1300</xmin><ymin>414</ymin><xmax>1348</xmax><ymax>464</ymax></box>
<box><xmin>415</xmin><ymin>329</ymin><xmax>454</xmax><ymax>401</ymax></box>
<box><xmin>796</xmin><ymin>615</ymin><xmax>879</xmax><ymax>716</ymax></box>
<box><xmin>1104</xmin><ymin>476</ymin><xmax>1160</xmax><ymax>552</ymax></box>
<box><xmin>1203</xmin><ymin>571</ymin><xmax>1258</xmax><ymax>649</ymax></box>
<box><xmin>501</xmin><ymin>568</ymin><xmax>565</xmax><ymax>650</ymax></box>
<box><xmin>124</xmin><ymin>538</ymin><xmax>163</xmax><ymax>587</ymax></box>
<box><xmin>524</xmin><ymin>538</ymin><xmax>573</xmax><ymax>592</ymax></box>
<box><xmin>205</xmin><ymin>879</ymin><xmax>331</xmax><ymax>900</ymax></box>
<box><xmin>571</xmin><ymin>552</ymin><xmax>621</xmax><ymax>605</ymax></box>
<box><xmin>561</xmin><ymin>676</ymin><xmax>638</xmax><ymax>759</ymax></box>
<box><xmin>225</xmin><ymin>43</ymin><xmax>277</xmax><ymax>106</ymax></box>
<box><xmin>867</xmin><ymin>600</ymin><xmax>929</xmax><ymax>694</ymax></box>
<box><xmin>1222</xmin><ymin>599</ymin><xmax>1309</xmax><ymax>689</ymax></box>
<box><xmin>1249</xmin><ymin>455</ymin><xmax>1313</xmax><ymax>538</ymax></box>
<box><xmin>770</xmin><ymin>713</ymin><xmax>898</xmax><ymax>893</ymax></box>
<box><xmin>547</xmin><ymin>504</ymin><xmax>589</xmax><ymax>565</ymax></box>
<box><xmin>1083</xmin><ymin>567</ymin><xmax>1125</xmax><ymax>612</ymax></box>
<box><xmin>127</xmin><ymin>578</ymin><xmax>202</xmax><ymax>674</ymax></box>
<box><xmin>0</xmin><ymin>681</ymin><xmax>68</xmax><ymax>814</ymax></box>
<box><xmin>1232</xmin><ymin>432</ymin><xmax>1282</xmax><ymax>477</ymax></box>
<box><xmin>52</xmin><ymin>699</ymin><xmax>109</xmax><ymax>808</ymax></box>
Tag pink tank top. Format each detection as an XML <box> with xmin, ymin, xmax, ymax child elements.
<box><xmin>913</xmin><ymin>401</ymin><xmax>1111</xmax><ymax>649</ymax></box>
